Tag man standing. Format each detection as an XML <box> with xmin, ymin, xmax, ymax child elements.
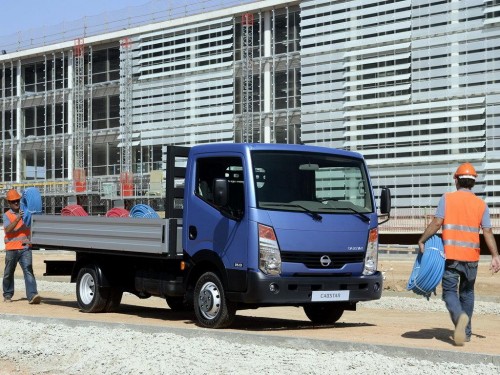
<box><xmin>418</xmin><ymin>163</ymin><xmax>500</xmax><ymax>346</ymax></box>
<box><xmin>3</xmin><ymin>189</ymin><xmax>41</xmax><ymax>304</ymax></box>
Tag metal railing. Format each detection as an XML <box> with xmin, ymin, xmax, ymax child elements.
<box><xmin>0</xmin><ymin>181</ymin><xmax>71</xmax><ymax>196</ymax></box>
<box><xmin>4</xmin><ymin>180</ymin><xmax>500</xmax><ymax>232</ymax></box>
<box><xmin>0</xmin><ymin>0</ymin><xmax>255</xmax><ymax>53</ymax></box>
<box><xmin>379</xmin><ymin>207</ymin><xmax>500</xmax><ymax>233</ymax></box>
<box><xmin>0</xmin><ymin>173</ymin><xmax>163</xmax><ymax>200</ymax></box>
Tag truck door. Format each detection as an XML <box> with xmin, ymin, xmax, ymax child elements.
<box><xmin>185</xmin><ymin>155</ymin><xmax>248</xmax><ymax>291</ymax></box>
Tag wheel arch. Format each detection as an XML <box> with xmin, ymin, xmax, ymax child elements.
<box><xmin>185</xmin><ymin>250</ymin><xmax>228</xmax><ymax>293</ymax></box>
<box><xmin>71</xmin><ymin>254</ymin><xmax>111</xmax><ymax>289</ymax></box>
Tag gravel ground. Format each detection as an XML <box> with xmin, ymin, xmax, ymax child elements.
<box><xmin>0</xmin><ymin>317</ymin><xmax>499</xmax><ymax>375</ymax></box>
<box><xmin>0</xmin><ymin>279</ymin><xmax>499</xmax><ymax>374</ymax></box>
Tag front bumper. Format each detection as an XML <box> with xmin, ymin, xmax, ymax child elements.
<box><xmin>227</xmin><ymin>271</ymin><xmax>383</xmax><ymax>305</ymax></box>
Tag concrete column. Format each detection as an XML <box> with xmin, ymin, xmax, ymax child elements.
<box><xmin>263</xmin><ymin>11</ymin><xmax>272</xmax><ymax>143</ymax></box>
<box><xmin>450</xmin><ymin>0</ymin><xmax>460</xmax><ymax>155</ymax></box>
<box><xmin>16</xmin><ymin>59</ymin><xmax>22</xmax><ymax>183</ymax></box>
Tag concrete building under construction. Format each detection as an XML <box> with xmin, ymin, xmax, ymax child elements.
<box><xmin>1</xmin><ymin>0</ymin><xmax>500</xmax><ymax>231</ymax></box>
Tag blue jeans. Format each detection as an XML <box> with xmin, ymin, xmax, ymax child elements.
<box><xmin>441</xmin><ymin>260</ymin><xmax>478</xmax><ymax>338</ymax></box>
<box><xmin>3</xmin><ymin>248</ymin><xmax>38</xmax><ymax>300</ymax></box>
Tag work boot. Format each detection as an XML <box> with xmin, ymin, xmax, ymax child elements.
<box><xmin>454</xmin><ymin>312</ymin><xmax>469</xmax><ymax>346</ymax></box>
<box><xmin>29</xmin><ymin>294</ymin><xmax>41</xmax><ymax>305</ymax></box>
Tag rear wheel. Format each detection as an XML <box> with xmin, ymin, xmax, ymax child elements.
<box><xmin>104</xmin><ymin>288</ymin><xmax>123</xmax><ymax>312</ymax></box>
<box><xmin>303</xmin><ymin>303</ymin><xmax>344</xmax><ymax>325</ymax></box>
<box><xmin>76</xmin><ymin>267</ymin><xmax>107</xmax><ymax>313</ymax></box>
<box><xmin>194</xmin><ymin>272</ymin><xmax>236</xmax><ymax>328</ymax></box>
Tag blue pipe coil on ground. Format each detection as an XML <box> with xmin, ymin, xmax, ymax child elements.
<box><xmin>129</xmin><ymin>204</ymin><xmax>159</xmax><ymax>219</ymax></box>
<box><xmin>406</xmin><ymin>235</ymin><xmax>445</xmax><ymax>300</ymax></box>
<box><xmin>20</xmin><ymin>187</ymin><xmax>43</xmax><ymax>227</ymax></box>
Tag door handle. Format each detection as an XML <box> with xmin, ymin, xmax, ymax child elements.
<box><xmin>189</xmin><ymin>225</ymin><xmax>197</xmax><ymax>240</ymax></box>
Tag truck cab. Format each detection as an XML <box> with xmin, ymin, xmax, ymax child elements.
<box><xmin>183</xmin><ymin>143</ymin><xmax>390</xmax><ymax>327</ymax></box>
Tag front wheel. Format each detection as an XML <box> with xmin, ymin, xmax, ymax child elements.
<box><xmin>194</xmin><ymin>272</ymin><xmax>236</xmax><ymax>328</ymax></box>
<box><xmin>303</xmin><ymin>303</ymin><xmax>344</xmax><ymax>325</ymax></box>
<box><xmin>76</xmin><ymin>267</ymin><xmax>107</xmax><ymax>313</ymax></box>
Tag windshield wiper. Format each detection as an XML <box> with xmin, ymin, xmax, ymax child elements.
<box><xmin>264</xmin><ymin>203</ymin><xmax>323</xmax><ymax>222</ymax></box>
<box><xmin>334</xmin><ymin>207</ymin><xmax>370</xmax><ymax>223</ymax></box>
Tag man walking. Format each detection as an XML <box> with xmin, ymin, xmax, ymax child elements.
<box><xmin>418</xmin><ymin>163</ymin><xmax>500</xmax><ymax>346</ymax></box>
<box><xmin>3</xmin><ymin>189</ymin><xmax>41</xmax><ymax>304</ymax></box>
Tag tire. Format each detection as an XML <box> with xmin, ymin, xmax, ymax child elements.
<box><xmin>303</xmin><ymin>303</ymin><xmax>344</xmax><ymax>325</ymax></box>
<box><xmin>194</xmin><ymin>272</ymin><xmax>236</xmax><ymax>328</ymax></box>
<box><xmin>166</xmin><ymin>296</ymin><xmax>190</xmax><ymax>312</ymax></box>
<box><xmin>76</xmin><ymin>267</ymin><xmax>108</xmax><ymax>313</ymax></box>
<box><xmin>104</xmin><ymin>288</ymin><xmax>123</xmax><ymax>313</ymax></box>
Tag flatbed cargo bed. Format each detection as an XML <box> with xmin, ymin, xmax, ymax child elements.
<box><xmin>30</xmin><ymin>215</ymin><xmax>183</xmax><ymax>257</ymax></box>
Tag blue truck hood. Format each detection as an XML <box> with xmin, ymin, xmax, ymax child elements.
<box><xmin>265</xmin><ymin>210</ymin><xmax>373</xmax><ymax>253</ymax></box>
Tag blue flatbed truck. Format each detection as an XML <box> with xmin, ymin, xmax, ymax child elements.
<box><xmin>31</xmin><ymin>143</ymin><xmax>391</xmax><ymax>328</ymax></box>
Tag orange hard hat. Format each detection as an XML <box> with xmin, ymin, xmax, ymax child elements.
<box><xmin>454</xmin><ymin>163</ymin><xmax>477</xmax><ymax>180</ymax></box>
<box><xmin>6</xmin><ymin>189</ymin><xmax>21</xmax><ymax>201</ymax></box>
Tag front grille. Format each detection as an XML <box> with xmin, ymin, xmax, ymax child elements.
<box><xmin>281</xmin><ymin>251</ymin><xmax>365</xmax><ymax>269</ymax></box>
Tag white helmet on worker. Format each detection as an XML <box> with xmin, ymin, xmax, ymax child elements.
<box><xmin>454</xmin><ymin>163</ymin><xmax>477</xmax><ymax>180</ymax></box>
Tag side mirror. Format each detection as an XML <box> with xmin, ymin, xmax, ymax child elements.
<box><xmin>213</xmin><ymin>178</ymin><xmax>228</xmax><ymax>207</ymax></box>
<box><xmin>380</xmin><ymin>187</ymin><xmax>391</xmax><ymax>215</ymax></box>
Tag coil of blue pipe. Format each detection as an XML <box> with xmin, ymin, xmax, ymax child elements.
<box><xmin>129</xmin><ymin>204</ymin><xmax>159</xmax><ymax>219</ymax></box>
<box><xmin>20</xmin><ymin>187</ymin><xmax>43</xmax><ymax>227</ymax></box>
<box><xmin>406</xmin><ymin>235</ymin><xmax>445</xmax><ymax>300</ymax></box>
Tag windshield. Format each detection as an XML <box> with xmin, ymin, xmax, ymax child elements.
<box><xmin>251</xmin><ymin>151</ymin><xmax>373</xmax><ymax>214</ymax></box>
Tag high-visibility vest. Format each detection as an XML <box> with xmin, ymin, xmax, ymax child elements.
<box><xmin>3</xmin><ymin>210</ymin><xmax>30</xmax><ymax>251</ymax></box>
<box><xmin>442</xmin><ymin>190</ymin><xmax>485</xmax><ymax>262</ymax></box>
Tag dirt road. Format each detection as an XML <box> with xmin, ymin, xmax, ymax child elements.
<box><xmin>1</xmin><ymin>251</ymin><xmax>499</xmax><ymax>356</ymax></box>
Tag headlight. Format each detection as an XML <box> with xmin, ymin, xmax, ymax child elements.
<box><xmin>363</xmin><ymin>228</ymin><xmax>378</xmax><ymax>275</ymax></box>
<box><xmin>258</xmin><ymin>223</ymin><xmax>281</xmax><ymax>276</ymax></box>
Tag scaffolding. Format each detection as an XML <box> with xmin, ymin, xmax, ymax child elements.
<box><xmin>73</xmin><ymin>38</ymin><xmax>86</xmax><ymax>192</ymax></box>
<box><xmin>87</xmin><ymin>46</ymin><xmax>93</xmax><ymax>191</ymax></box>
<box><xmin>242</xmin><ymin>13</ymin><xmax>254</xmax><ymax>143</ymax></box>
<box><xmin>119</xmin><ymin>37</ymin><xmax>134</xmax><ymax>196</ymax></box>
<box><xmin>0</xmin><ymin>3</ymin><xmax>302</xmax><ymax>213</ymax></box>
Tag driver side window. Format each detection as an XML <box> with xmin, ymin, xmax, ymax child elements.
<box><xmin>195</xmin><ymin>157</ymin><xmax>245</xmax><ymax>216</ymax></box>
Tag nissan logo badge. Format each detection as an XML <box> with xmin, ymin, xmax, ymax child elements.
<box><xmin>320</xmin><ymin>255</ymin><xmax>331</xmax><ymax>267</ymax></box>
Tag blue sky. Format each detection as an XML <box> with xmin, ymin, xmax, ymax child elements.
<box><xmin>0</xmin><ymin>0</ymin><xmax>151</xmax><ymax>37</ymax></box>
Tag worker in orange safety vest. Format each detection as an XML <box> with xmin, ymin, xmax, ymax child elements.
<box><xmin>2</xmin><ymin>189</ymin><xmax>41</xmax><ymax>304</ymax></box>
<box><xmin>418</xmin><ymin>163</ymin><xmax>500</xmax><ymax>346</ymax></box>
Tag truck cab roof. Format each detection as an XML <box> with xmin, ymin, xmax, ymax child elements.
<box><xmin>189</xmin><ymin>143</ymin><xmax>365</xmax><ymax>160</ymax></box>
